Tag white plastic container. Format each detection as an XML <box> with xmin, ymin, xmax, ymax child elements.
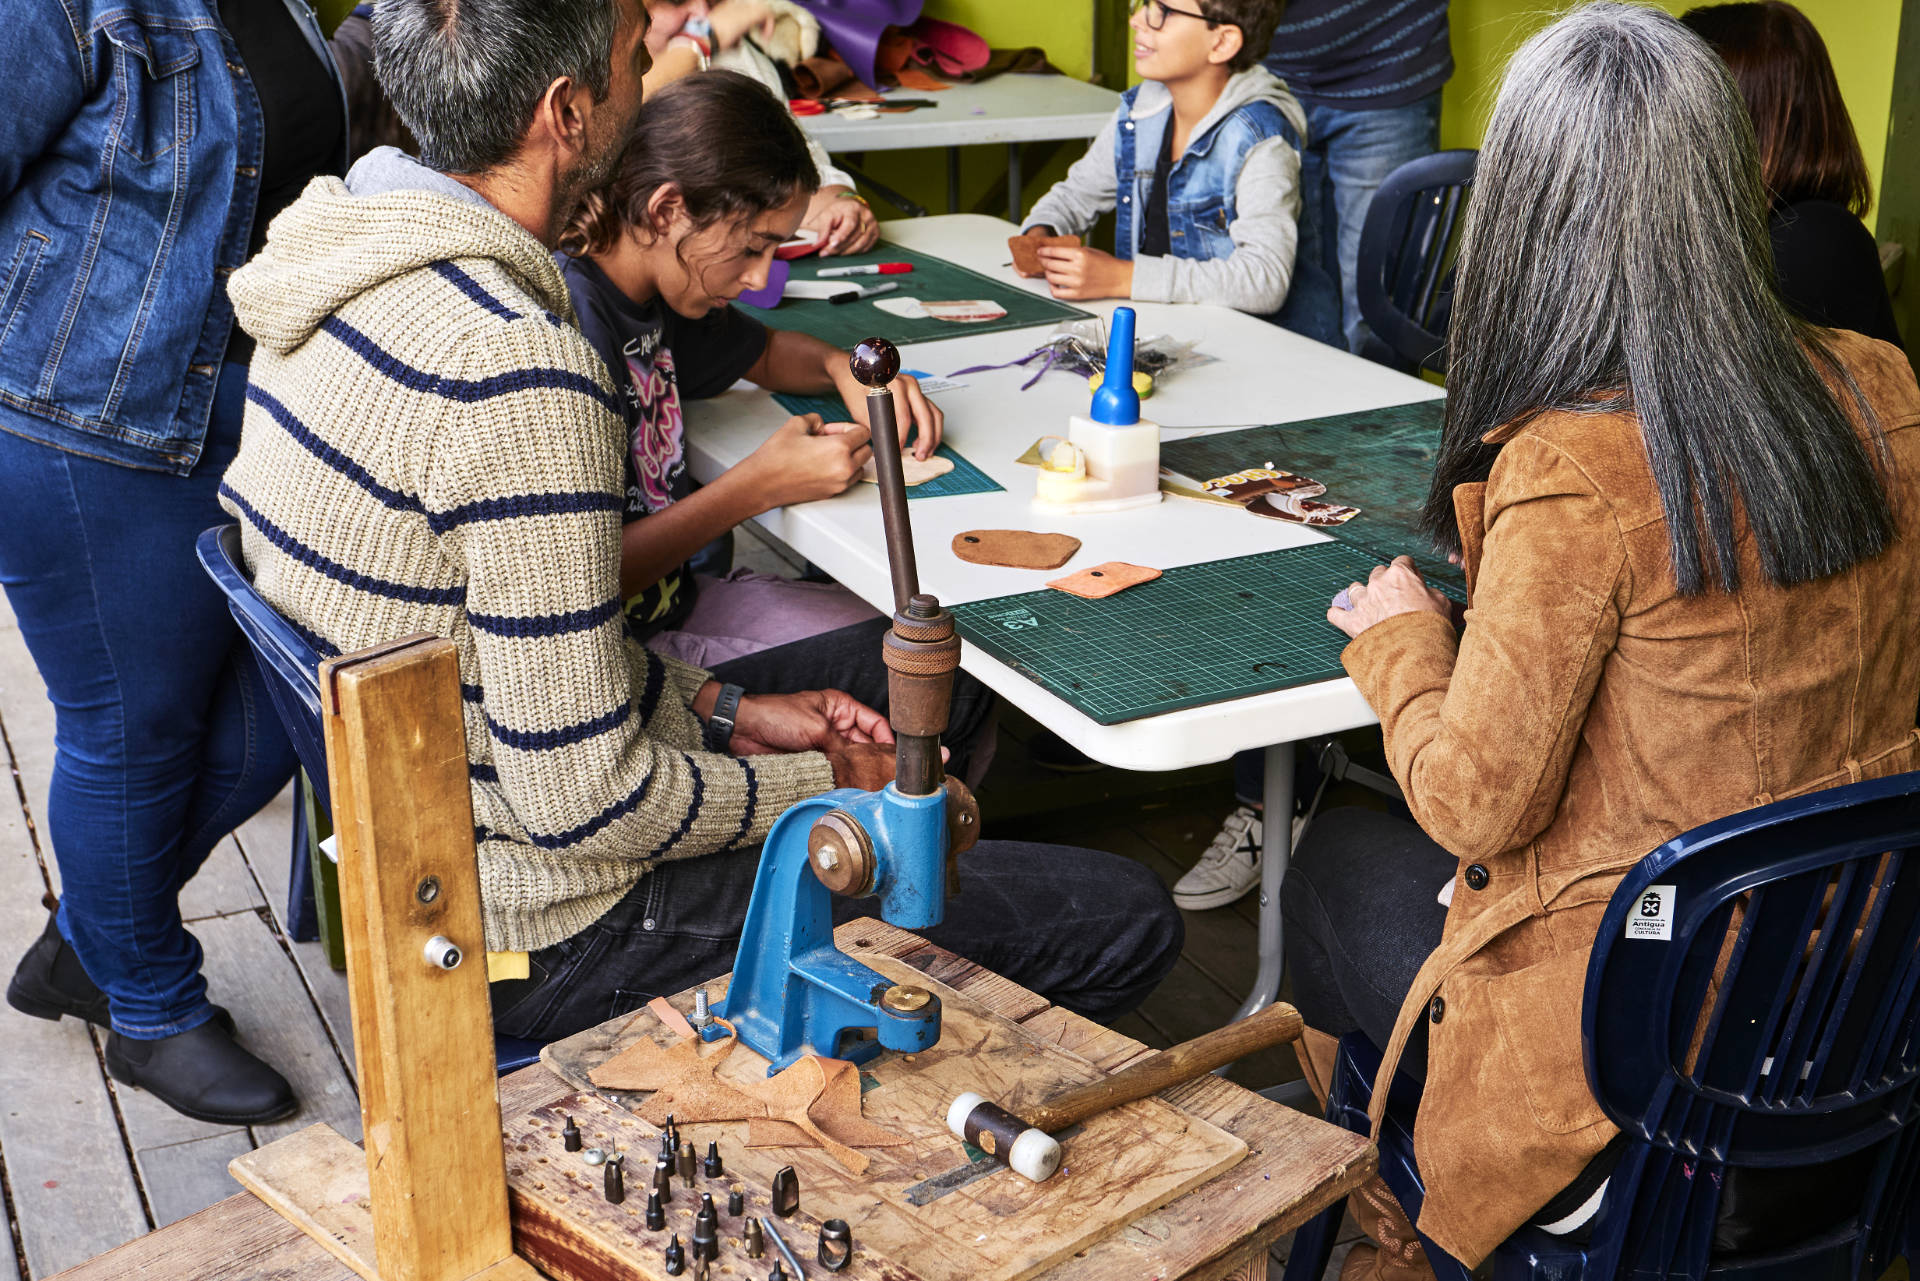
<box><xmin>1031</xmin><ymin>307</ymin><xmax>1164</xmax><ymax>516</ymax></box>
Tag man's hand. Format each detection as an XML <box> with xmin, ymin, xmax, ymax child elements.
<box><xmin>728</xmin><ymin>689</ymin><xmax>895</xmax><ymax>755</ymax></box>
<box><xmin>1037</xmin><ymin>245</ymin><xmax>1132</xmax><ymax>300</ymax></box>
<box><xmin>806</xmin><ymin>186</ymin><xmax>880</xmax><ymax>256</ymax></box>
<box><xmin>828</xmin><ymin>360</ymin><xmax>943</xmax><ymax>460</ymax></box>
<box><xmin>1326</xmin><ymin>556</ymin><xmax>1455</xmax><ymax>640</ymax></box>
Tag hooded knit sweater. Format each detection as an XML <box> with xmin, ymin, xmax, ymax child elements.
<box><xmin>220</xmin><ymin>175</ymin><xmax>835</xmax><ymax>953</ymax></box>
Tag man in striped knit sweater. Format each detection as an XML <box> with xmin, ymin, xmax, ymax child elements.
<box><xmin>220</xmin><ymin>0</ymin><xmax>1180</xmax><ymax>1045</ymax></box>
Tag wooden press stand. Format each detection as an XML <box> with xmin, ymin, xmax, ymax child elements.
<box><xmin>229</xmin><ymin>634</ymin><xmax>541</xmax><ymax>1281</ymax></box>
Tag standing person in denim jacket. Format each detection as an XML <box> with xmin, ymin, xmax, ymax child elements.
<box><xmin>1015</xmin><ymin>0</ymin><xmax>1312</xmax><ymax>326</ymax></box>
<box><xmin>0</xmin><ymin>0</ymin><xmax>344</xmax><ymax>1124</ymax></box>
<box><xmin>1265</xmin><ymin>0</ymin><xmax>1452</xmax><ymax>356</ymax></box>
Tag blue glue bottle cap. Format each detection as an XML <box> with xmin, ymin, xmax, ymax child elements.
<box><xmin>1089</xmin><ymin>306</ymin><xmax>1141</xmax><ymax>427</ymax></box>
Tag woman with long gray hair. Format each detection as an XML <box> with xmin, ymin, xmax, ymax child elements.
<box><xmin>1280</xmin><ymin>4</ymin><xmax>1920</xmax><ymax>1275</ymax></box>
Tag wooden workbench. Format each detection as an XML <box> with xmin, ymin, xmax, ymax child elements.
<box><xmin>49</xmin><ymin>923</ymin><xmax>1375</xmax><ymax>1281</ymax></box>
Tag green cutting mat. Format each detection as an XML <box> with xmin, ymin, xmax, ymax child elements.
<box><xmin>737</xmin><ymin>243</ymin><xmax>1088</xmax><ymax>348</ymax></box>
<box><xmin>772</xmin><ymin>391</ymin><xmax>1003</xmax><ymax>499</ymax></box>
<box><xmin>1159</xmin><ymin>398</ymin><xmax>1462</xmax><ymax>594</ymax></box>
<box><xmin>952</xmin><ymin>542</ymin><xmax>1464</xmax><ymax>726</ymax></box>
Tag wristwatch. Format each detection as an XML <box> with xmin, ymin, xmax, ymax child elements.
<box><xmin>703</xmin><ymin>683</ymin><xmax>745</xmax><ymax>754</ymax></box>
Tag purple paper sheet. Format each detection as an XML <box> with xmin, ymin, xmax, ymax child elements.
<box><xmin>794</xmin><ymin>0</ymin><xmax>924</xmax><ymax>92</ymax></box>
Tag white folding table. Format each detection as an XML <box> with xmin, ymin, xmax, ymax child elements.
<box><xmin>683</xmin><ymin>214</ymin><xmax>1443</xmax><ymax>1017</ymax></box>
<box><xmin>797</xmin><ymin>74</ymin><xmax>1120</xmax><ymax>220</ymax></box>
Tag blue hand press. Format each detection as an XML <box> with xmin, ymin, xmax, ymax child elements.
<box><xmin>704</xmin><ymin>338</ymin><xmax>979</xmax><ymax>1075</ymax></box>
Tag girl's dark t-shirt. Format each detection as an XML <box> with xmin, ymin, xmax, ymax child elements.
<box><xmin>559</xmin><ymin>254</ymin><xmax>770</xmax><ymax>637</ymax></box>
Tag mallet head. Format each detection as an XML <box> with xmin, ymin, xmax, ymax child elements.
<box><xmin>946</xmin><ymin>1091</ymin><xmax>1062</xmax><ymax>1182</ymax></box>
<box><xmin>849</xmin><ymin>338</ymin><xmax>900</xmax><ymax>389</ymax></box>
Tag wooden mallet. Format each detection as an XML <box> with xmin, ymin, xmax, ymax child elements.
<box><xmin>945</xmin><ymin>1002</ymin><xmax>1305</xmax><ymax>1181</ymax></box>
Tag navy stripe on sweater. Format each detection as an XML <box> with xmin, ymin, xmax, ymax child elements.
<box><xmin>728</xmin><ymin>760</ymin><xmax>759</xmax><ymax>850</ymax></box>
<box><xmin>221</xmin><ymin>484</ymin><xmax>467</xmax><ymax>608</ymax></box>
<box><xmin>427</xmin><ymin>489</ymin><xmax>624</xmax><ymax>534</ymax></box>
<box><xmin>468</xmin><ymin>597</ymin><xmax>621</xmax><ymax>639</ymax></box>
<box><xmin>467</xmin><ymin>760</ymin><xmax>499</xmax><ymax>783</ymax></box>
<box><xmin>246</xmin><ymin>386</ymin><xmax>427</xmax><ymax>516</ymax></box>
<box><xmin>319</xmin><ymin>315</ymin><xmax>620</xmax><ymax>414</ymax></box>
<box><xmin>635</xmin><ymin>649</ymin><xmax>666</xmax><ymax>723</ymax></box>
<box><xmin>429</xmin><ymin>260</ymin><xmax>566</xmax><ymax>328</ymax></box>
<box><xmin>431</xmin><ymin>261</ymin><xmax>521</xmax><ymax>321</ymax></box>
<box><xmin>462</xmin><ymin>682</ymin><xmax>486</xmax><ymax>703</ymax></box>
<box><xmin>648</xmin><ymin>757</ymin><xmax>704</xmax><ymax>859</ymax></box>
<box><xmin>485</xmin><ymin>702</ymin><xmax>627</xmax><ymax>752</ymax></box>
<box><xmin>289</xmin><ymin>615</ymin><xmax>342</xmax><ymax>661</ymax></box>
<box><xmin>526</xmin><ymin>773</ymin><xmax>656</xmax><ymax>850</ymax></box>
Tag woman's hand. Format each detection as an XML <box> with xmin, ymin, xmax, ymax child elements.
<box><xmin>1037</xmin><ymin>245</ymin><xmax>1132</xmax><ymax>300</ymax></box>
<box><xmin>805</xmin><ymin>187</ymin><xmax>880</xmax><ymax>256</ymax></box>
<box><xmin>738</xmin><ymin>414</ymin><xmax>872</xmax><ymax>509</ymax></box>
<box><xmin>708</xmin><ymin>0</ymin><xmax>776</xmax><ymax>50</ymax></box>
<box><xmin>828</xmin><ymin>362</ymin><xmax>944</xmax><ymax>460</ymax></box>
<box><xmin>1326</xmin><ymin>556</ymin><xmax>1455</xmax><ymax>639</ymax></box>
<box><xmin>730</xmin><ymin>689</ymin><xmax>895</xmax><ymax>755</ymax></box>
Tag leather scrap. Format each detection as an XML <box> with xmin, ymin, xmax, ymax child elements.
<box><xmin>952</xmin><ymin>530</ymin><xmax>1081</xmax><ymax>570</ymax></box>
<box><xmin>1047</xmin><ymin>561</ymin><xmax>1162</xmax><ymax>600</ymax></box>
<box><xmin>1010</xmin><ymin>233</ymin><xmax>1081</xmax><ymax>277</ymax></box>
<box><xmin>587</xmin><ymin>1023</ymin><xmax>906</xmax><ymax>1175</ymax></box>
<box><xmin>649</xmin><ymin>995</ymin><xmax>696</xmax><ymax>1040</ymax></box>
<box><xmin>588</xmin><ymin>1023</ymin><xmax>766</xmax><ymax>1125</ymax></box>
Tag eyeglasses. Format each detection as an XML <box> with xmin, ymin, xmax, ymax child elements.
<box><xmin>1132</xmin><ymin>0</ymin><xmax>1215</xmax><ymax>32</ymax></box>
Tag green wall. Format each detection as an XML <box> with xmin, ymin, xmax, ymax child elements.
<box><xmin>1440</xmin><ymin>0</ymin><xmax>1902</xmax><ymax>218</ymax></box>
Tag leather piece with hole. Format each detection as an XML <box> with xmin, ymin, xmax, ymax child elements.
<box><xmin>951</xmin><ymin>529</ymin><xmax>1081</xmax><ymax>569</ymax></box>
<box><xmin>1046</xmin><ymin>561</ymin><xmax>1161</xmax><ymax>599</ymax></box>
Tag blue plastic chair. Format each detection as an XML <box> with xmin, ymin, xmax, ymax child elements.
<box><xmin>196</xmin><ymin>524</ymin><xmax>546</xmax><ymax>1075</ymax></box>
<box><xmin>1283</xmin><ymin>771</ymin><xmax>1920</xmax><ymax>1280</ymax></box>
<box><xmin>1355</xmin><ymin>149</ymin><xmax>1476</xmax><ymax>376</ymax></box>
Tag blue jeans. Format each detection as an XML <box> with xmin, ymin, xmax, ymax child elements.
<box><xmin>0</xmin><ymin>362</ymin><xmax>297</xmax><ymax>1038</ymax></box>
<box><xmin>1281</xmin><ymin>92</ymin><xmax>1444</xmax><ymax>355</ymax></box>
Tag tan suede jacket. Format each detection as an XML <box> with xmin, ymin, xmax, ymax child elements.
<box><xmin>1340</xmin><ymin>330</ymin><xmax>1920</xmax><ymax>1265</ymax></box>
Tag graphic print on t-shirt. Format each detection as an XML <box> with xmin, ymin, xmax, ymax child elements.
<box><xmin>623</xmin><ymin>331</ymin><xmax>687</xmax><ymax>518</ymax></box>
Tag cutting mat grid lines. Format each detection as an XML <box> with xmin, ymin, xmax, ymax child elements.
<box><xmin>1160</xmin><ymin>397</ymin><xmax>1465</xmax><ymax>595</ymax></box>
<box><xmin>953</xmin><ymin>542</ymin><xmax>1464</xmax><ymax>725</ymax></box>
<box><xmin>773</xmin><ymin>391</ymin><xmax>1004</xmax><ymax>499</ymax></box>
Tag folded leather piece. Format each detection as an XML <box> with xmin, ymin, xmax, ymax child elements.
<box><xmin>904</xmin><ymin>16</ymin><xmax>989</xmax><ymax>77</ymax></box>
<box><xmin>1047</xmin><ymin>561</ymin><xmax>1162</xmax><ymax>599</ymax></box>
<box><xmin>792</xmin><ymin>53</ymin><xmax>880</xmax><ymax>101</ymax></box>
<box><xmin>952</xmin><ymin>529</ymin><xmax>1082</xmax><ymax>569</ymax></box>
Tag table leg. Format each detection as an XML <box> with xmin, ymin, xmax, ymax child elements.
<box><xmin>1231</xmin><ymin>740</ymin><xmax>1294</xmax><ymax>1021</ymax></box>
<box><xmin>1007</xmin><ymin>142</ymin><xmax>1024</xmax><ymax>224</ymax></box>
<box><xmin>948</xmin><ymin>146</ymin><xmax>961</xmax><ymax>215</ymax></box>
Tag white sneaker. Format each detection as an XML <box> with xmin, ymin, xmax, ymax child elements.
<box><xmin>1174</xmin><ymin>805</ymin><xmax>1263</xmax><ymax>910</ymax></box>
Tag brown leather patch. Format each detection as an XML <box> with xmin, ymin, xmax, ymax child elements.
<box><xmin>1009</xmin><ymin>233</ymin><xmax>1081</xmax><ymax>276</ymax></box>
<box><xmin>1046</xmin><ymin>561</ymin><xmax>1161</xmax><ymax>599</ymax></box>
<box><xmin>952</xmin><ymin>529</ymin><xmax>1082</xmax><ymax>569</ymax></box>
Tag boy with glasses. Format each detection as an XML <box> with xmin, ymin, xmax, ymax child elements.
<box><xmin>1016</xmin><ymin>0</ymin><xmax>1315</xmax><ymax>328</ymax></box>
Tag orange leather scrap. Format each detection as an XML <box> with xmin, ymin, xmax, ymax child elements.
<box><xmin>587</xmin><ymin>1022</ymin><xmax>906</xmax><ymax>1175</ymax></box>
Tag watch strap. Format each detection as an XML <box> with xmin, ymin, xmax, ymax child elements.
<box><xmin>704</xmin><ymin>683</ymin><xmax>745</xmax><ymax>754</ymax></box>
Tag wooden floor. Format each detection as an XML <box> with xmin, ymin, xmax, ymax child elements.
<box><xmin>0</xmin><ymin>542</ymin><xmax>1352</xmax><ymax>1279</ymax></box>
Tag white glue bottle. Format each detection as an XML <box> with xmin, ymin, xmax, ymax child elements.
<box><xmin>1033</xmin><ymin>306</ymin><xmax>1164</xmax><ymax>515</ymax></box>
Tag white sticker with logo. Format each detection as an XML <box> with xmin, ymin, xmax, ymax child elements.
<box><xmin>1625</xmin><ymin>884</ymin><xmax>1676</xmax><ymax>941</ymax></box>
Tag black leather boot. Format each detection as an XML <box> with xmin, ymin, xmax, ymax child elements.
<box><xmin>8</xmin><ymin>898</ymin><xmax>235</xmax><ymax>1034</ymax></box>
<box><xmin>8</xmin><ymin>897</ymin><xmax>110</xmax><ymax>1026</ymax></box>
<box><xmin>105</xmin><ymin>1019</ymin><xmax>297</xmax><ymax>1125</ymax></box>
